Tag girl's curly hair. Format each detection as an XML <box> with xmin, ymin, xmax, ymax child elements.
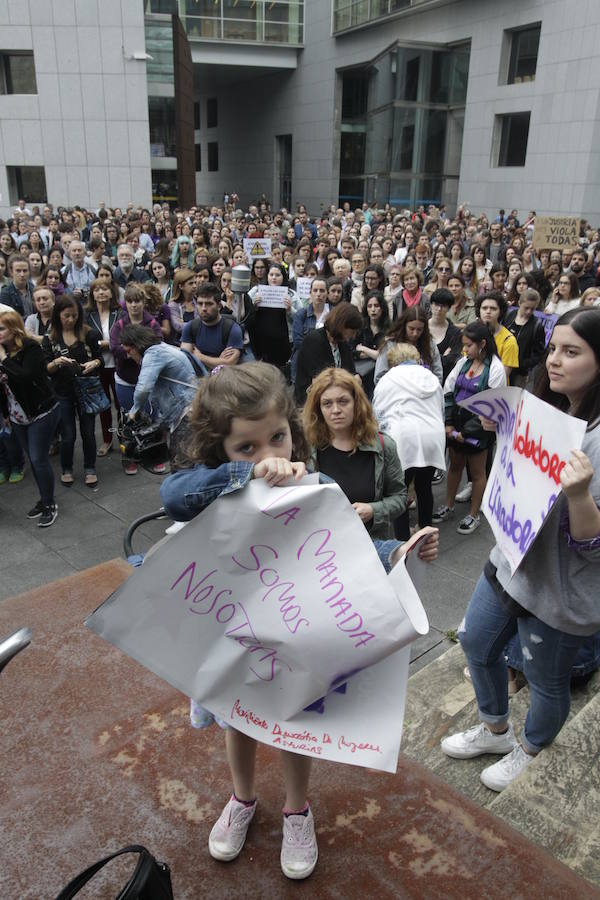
<box><xmin>187</xmin><ymin>362</ymin><xmax>310</xmax><ymax>466</ymax></box>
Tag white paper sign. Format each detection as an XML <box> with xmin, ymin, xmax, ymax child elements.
<box><xmin>459</xmin><ymin>387</ymin><xmax>586</xmax><ymax>573</ymax></box>
<box><xmin>86</xmin><ymin>479</ymin><xmax>429</xmax><ymax>772</ymax></box>
<box><xmin>256</xmin><ymin>284</ymin><xmax>289</xmax><ymax>309</ymax></box>
<box><xmin>243</xmin><ymin>238</ymin><xmax>271</xmax><ymax>260</ymax></box>
<box><xmin>296</xmin><ymin>276</ymin><xmax>313</xmax><ymax>301</ymax></box>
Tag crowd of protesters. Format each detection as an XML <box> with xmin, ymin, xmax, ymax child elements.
<box><xmin>2</xmin><ymin>195</ymin><xmax>599</xmax><ymax>529</ymax></box>
<box><xmin>1</xmin><ymin>194</ymin><xmax>600</xmax><ymax>876</ymax></box>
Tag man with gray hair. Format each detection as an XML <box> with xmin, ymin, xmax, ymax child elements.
<box><xmin>113</xmin><ymin>243</ymin><xmax>150</xmax><ymax>289</ymax></box>
<box><xmin>62</xmin><ymin>240</ymin><xmax>97</xmax><ymax>301</ymax></box>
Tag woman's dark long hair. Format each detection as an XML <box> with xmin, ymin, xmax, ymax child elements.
<box><xmin>361</xmin><ymin>290</ymin><xmax>390</xmax><ymax>331</ymax></box>
<box><xmin>463</xmin><ymin>320</ymin><xmax>499</xmax><ymax>362</ymax></box>
<box><xmin>49</xmin><ymin>293</ymin><xmax>88</xmax><ymax>343</ymax></box>
<box><xmin>386</xmin><ymin>306</ymin><xmax>433</xmax><ymax>367</ymax></box>
<box><xmin>535</xmin><ymin>308</ymin><xmax>600</xmax><ymax>429</ymax></box>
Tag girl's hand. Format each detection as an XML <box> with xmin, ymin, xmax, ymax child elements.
<box><xmin>254</xmin><ymin>294</ymin><xmax>262</xmax><ymax>307</ymax></box>
<box><xmin>480</xmin><ymin>417</ymin><xmax>497</xmax><ymax>432</ymax></box>
<box><xmin>284</xmin><ymin>296</ymin><xmax>292</xmax><ymax>311</ymax></box>
<box><xmin>560</xmin><ymin>449</ymin><xmax>594</xmax><ymax>499</ymax></box>
<box><xmin>416</xmin><ymin>527</ymin><xmax>439</xmax><ymax>562</ymax></box>
<box><xmin>390</xmin><ymin>526</ymin><xmax>439</xmax><ymax>566</ymax></box>
<box><xmin>253</xmin><ymin>458</ymin><xmax>306</xmax><ymax>485</ymax></box>
<box><xmin>445</xmin><ymin>424</ymin><xmax>455</xmax><ymax>439</ymax></box>
<box><xmin>81</xmin><ymin>360</ymin><xmax>99</xmax><ymax>375</ymax></box>
<box><xmin>352</xmin><ymin>501</ymin><xmax>374</xmax><ymax>523</ymax></box>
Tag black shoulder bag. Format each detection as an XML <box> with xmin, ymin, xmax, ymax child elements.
<box><xmin>54</xmin><ymin>844</ymin><xmax>173</xmax><ymax>900</ymax></box>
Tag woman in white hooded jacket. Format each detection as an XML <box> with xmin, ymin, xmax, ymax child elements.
<box><xmin>373</xmin><ymin>342</ymin><xmax>446</xmax><ymax>540</ymax></box>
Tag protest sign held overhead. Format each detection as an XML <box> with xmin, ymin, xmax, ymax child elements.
<box><xmin>243</xmin><ymin>238</ymin><xmax>272</xmax><ymax>260</ymax></box>
<box><xmin>532</xmin><ymin>216</ymin><xmax>581</xmax><ymax>252</ymax></box>
<box><xmin>86</xmin><ymin>478</ymin><xmax>429</xmax><ymax>772</ymax></box>
<box><xmin>459</xmin><ymin>387</ymin><xmax>586</xmax><ymax>573</ymax></box>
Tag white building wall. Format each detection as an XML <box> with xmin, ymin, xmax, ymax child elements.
<box><xmin>0</xmin><ymin>0</ymin><xmax>152</xmax><ymax>217</ymax></box>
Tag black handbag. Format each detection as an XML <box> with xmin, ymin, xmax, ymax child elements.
<box><xmin>74</xmin><ymin>375</ymin><xmax>110</xmax><ymax>414</ymax></box>
<box><xmin>54</xmin><ymin>844</ymin><xmax>174</xmax><ymax>900</ymax></box>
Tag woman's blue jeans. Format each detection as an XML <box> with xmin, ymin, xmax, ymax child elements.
<box><xmin>12</xmin><ymin>404</ymin><xmax>60</xmax><ymax>506</ymax></box>
<box><xmin>459</xmin><ymin>573</ymin><xmax>588</xmax><ymax>753</ymax></box>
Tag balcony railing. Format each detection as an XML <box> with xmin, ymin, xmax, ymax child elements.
<box><xmin>145</xmin><ymin>0</ymin><xmax>304</xmax><ymax>45</ymax></box>
<box><xmin>333</xmin><ymin>0</ymin><xmax>452</xmax><ymax>34</ymax></box>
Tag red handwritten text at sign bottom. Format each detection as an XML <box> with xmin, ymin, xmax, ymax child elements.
<box><xmin>338</xmin><ymin>735</ymin><xmax>382</xmax><ymax>755</ymax></box>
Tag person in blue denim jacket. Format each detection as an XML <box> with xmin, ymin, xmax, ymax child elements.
<box><xmin>160</xmin><ymin>361</ymin><xmax>438</xmax><ymax>881</ymax></box>
<box><xmin>120</xmin><ymin>324</ymin><xmax>198</xmax><ymax>467</ymax></box>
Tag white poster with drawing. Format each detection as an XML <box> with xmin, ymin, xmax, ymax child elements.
<box><xmin>243</xmin><ymin>238</ymin><xmax>271</xmax><ymax>260</ymax></box>
<box><xmin>459</xmin><ymin>387</ymin><xmax>586</xmax><ymax>573</ymax></box>
<box><xmin>86</xmin><ymin>478</ymin><xmax>429</xmax><ymax>772</ymax></box>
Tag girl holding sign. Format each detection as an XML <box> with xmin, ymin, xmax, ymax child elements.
<box><xmin>160</xmin><ymin>362</ymin><xmax>438</xmax><ymax>880</ymax></box>
<box><xmin>442</xmin><ymin>308</ymin><xmax>600</xmax><ymax>791</ymax></box>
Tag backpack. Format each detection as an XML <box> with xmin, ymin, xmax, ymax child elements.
<box><xmin>187</xmin><ymin>315</ymin><xmax>237</xmax><ymax>359</ymax></box>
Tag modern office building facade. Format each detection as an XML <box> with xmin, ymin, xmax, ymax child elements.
<box><xmin>1</xmin><ymin>0</ymin><xmax>599</xmax><ymax>219</ymax></box>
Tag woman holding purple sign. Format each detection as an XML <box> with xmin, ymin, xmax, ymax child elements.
<box><xmin>433</xmin><ymin>321</ymin><xmax>506</xmax><ymax>534</ymax></box>
<box><xmin>441</xmin><ymin>308</ymin><xmax>600</xmax><ymax>791</ymax></box>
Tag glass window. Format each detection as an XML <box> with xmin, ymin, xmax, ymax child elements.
<box><xmin>392</xmin><ymin>108</ymin><xmax>416</xmax><ymax>171</ymax></box>
<box><xmin>449</xmin><ymin>44</ymin><xmax>470</xmax><ymax>104</ymax></box>
<box><xmin>369</xmin><ymin>56</ymin><xmax>395</xmax><ymax>110</ymax></box>
<box><xmin>148</xmin><ymin>96</ymin><xmax>177</xmax><ymax>157</ymax></box>
<box><xmin>428</xmin><ymin>52</ymin><xmax>450</xmax><ymax>104</ymax></box>
<box><xmin>342</xmin><ymin>70</ymin><xmax>368</xmax><ymax>121</ymax></box>
<box><xmin>389</xmin><ymin>178</ymin><xmax>411</xmax><ymax>207</ymax></box>
<box><xmin>1</xmin><ymin>52</ymin><xmax>37</xmax><ymax>94</ymax></box>
<box><xmin>152</xmin><ymin>169</ymin><xmax>178</xmax><ymax>204</ymax></box>
<box><xmin>195</xmin><ymin>144</ymin><xmax>201</xmax><ymax>171</ymax></box>
<box><xmin>265</xmin><ymin>1</ymin><xmax>302</xmax><ymax>43</ymax></box>
<box><xmin>497</xmin><ymin>112</ymin><xmax>530</xmax><ymax>166</ymax></box>
<box><xmin>145</xmin><ymin>20</ymin><xmax>174</xmax><ymax>84</ymax></box>
<box><xmin>7</xmin><ymin>166</ymin><xmax>46</xmax><ymax>204</ymax></box>
<box><xmin>185</xmin><ymin>0</ymin><xmax>220</xmax><ymax>39</ymax></box>
<box><xmin>423</xmin><ymin>109</ymin><xmax>447</xmax><ymax>173</ymax></box>
<box><xmin>508</xmin><ymin>24</ymin><xmax>541</xmax><ymax>84</ymax></box>
<box><xmin>340</xmin><ymin>132</ymin><xmax>366</xmax><ymax>176</ymax></box>
<box><xmin>416</xmin><ymin>177</ymin><xmax>443</xmax><ymax>206</ymax></box>
<box><xmin>207</xmin><ymin>97</ymin><xmax>218</xmax><ymax>128</ymax></box>
<box><xmin>339</xmin><ymin>177</ymin><xmax>364</xmax><ymax>207</ymax></box>
<box><xmin>365</xmin><ymin>108</ymin><xmax>393</xmax><ymax>172</ymax></box>
<box><xmin>145</xmin><ymin>0</ymin><xmax>177</xmax><ymax>11</ymax></box>
<box><xmin>208</xmin><ymin>142</ymin><xmax>219</xmax><ymax>171</ymax></box>
<box><xmin>222</xmin><ymin>0</ymin><xmax>258</xmax><ymax>41</ymax></box>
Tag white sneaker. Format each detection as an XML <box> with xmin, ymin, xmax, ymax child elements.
<box><xmin>456</xmin><ymin>482</ymin><xmax>472</xmax><ymax>503</ymax></box>
<box><xmin>432</xmin><ymin>504</ymin><xmax>454</xmax><ymax>523</ymax></box>
<box><xmin>480</xmin><ymin>744</ymin><xmax>535</xmax><ymax>791</ymax></box>
<box><xmin>457</xmin><ymin>513</ymin><xmax>481</xmax><ymax>534</ymax></box>
<box><xmin>441</xmin><ymin>722</ymin><xmax>517</xmax><ymax>759</ymax></box>
<box><xmin>208</xmin><ymin>795</ymin><xmax>256</xmax><ymax>861</ymax></box>
<box><xmin>281</xmin><ymin>808</ymin><xmax>318</xmax><ymax>880</ymax></box>
<box><xmin>165</xmin><ymin>520</ymin><xmax>187</xmax><ymax>535</ymax></box>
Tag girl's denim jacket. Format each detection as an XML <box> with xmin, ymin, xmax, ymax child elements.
<box><xmin>160</xmin><ymin>461</ymin><xmax>401</xmax><ymax>572</ymax></box>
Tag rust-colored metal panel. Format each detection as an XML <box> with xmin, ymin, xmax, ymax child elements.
<box><xmin>172</xmin><ymin>15</ymin><xmax>195</xmax><ymax>209</ymax></box>
<box><xmin>1</xmin><ymin>560</ymin><xmax>597</xmax><ymax>899</ymax></box>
